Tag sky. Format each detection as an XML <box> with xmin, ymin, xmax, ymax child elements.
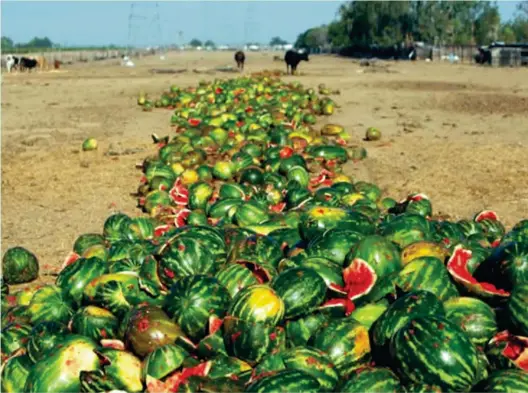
<box><xmin>0</xmin><ymin>1</ymin><xmax>524</xmax><ymax>48</ymax></box>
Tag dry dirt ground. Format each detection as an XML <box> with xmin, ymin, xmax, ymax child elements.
<box><xmin>2</xmin><ymin>51</ymin><xmax>528</xmax><ymax>286</ymax></box>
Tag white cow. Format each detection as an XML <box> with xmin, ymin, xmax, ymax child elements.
<box><xmin>4</xmin><ymin>54</ymin><xmax>19</xmax><ymax>73</ymax></box>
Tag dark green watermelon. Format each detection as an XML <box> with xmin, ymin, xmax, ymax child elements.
<box><xmin>2</xmin><ymin>247</ymin><xmax>39</xmax><ymax>285</ymax></box>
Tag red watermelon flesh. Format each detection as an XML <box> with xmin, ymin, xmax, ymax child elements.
<box><xmin>236</xmin><ymin>261</ymin><xmax>272</xmax><ymax>284</ymax></box>
<box><xmin>446</xmin><ymin>245</ymin><xmax>509</xmax><ymax>296</ymax></box>
<box><xmin>146</xmin><ymin>361</ymin><xmax>211</xmax><ymax>393</ymax></box>
<box><xmin>209</xmin><ymin>316</ymin><xmax>223</xmax><ymax>335</ymax></box>
<box><xmin>342</xmin><ymin>258</ymin><xmax>377</xmax><ymax>300</ymax></box>
<box><xmin>475</xmin><ymin>210</ymin><xmax>500</xmax><ymax>222</ymax></box>
<box><xmin>320</xmin><ymin>298</ymin><xmax>356</xmax><ymax>316</ymax></box>
<box><xmin>491</xmin><ymin>331</ymin><xmax>528</xmax><ymax>371</ymax></box>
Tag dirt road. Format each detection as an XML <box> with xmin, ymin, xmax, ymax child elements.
<box><xmin>2</xmin><ymin>51</ymin><xmax>527</xmax><ymax>284</ymax></box>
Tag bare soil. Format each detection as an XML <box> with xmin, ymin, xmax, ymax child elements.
<box><xmin>2</xmin><ymin>51</ymin><xmax>528</xmax><ymax>287</ymax></box>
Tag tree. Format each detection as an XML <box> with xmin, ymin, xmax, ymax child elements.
<box><xmin>204</xmin><ymin>40</ymin><xmax>215</xmax><ymax>48</ymax></box>
<box><xmin>1</xmin><ymin>36</ymin><xmax>14</xmax><ymax>49</ymax></box>
<box><xmin>474</xmin><ymin>3</ymin><xmax>501</xmax><ymax>44</ymax></box>
<box><xmin>189</xmin><ymin>38</ymin><xmax>202</xmax><ymax>47</ymax></box>
<box><xmin>269</xmin><ymin>36</ymin><xmax>288</xmax><ymax>46</ymax></box>
<box><xmin>25</xmin><ymin>36</ymin><xmax>53</xmax><ymax>48</ymax></box>
<box><xmin>498</xmin><ymin>23</ymin><xmax>517</xmax><ymax>43</ymax></box>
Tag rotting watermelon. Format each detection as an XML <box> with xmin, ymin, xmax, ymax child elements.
<box><xmin>447</xmin><ymin>244</ymin><xmax>510</xmax><ymax>302</ymax></box>
<box><xmin>2</xmin><ymin>247</ymin><xmax>39</xmax><ymax>285</ymax></box>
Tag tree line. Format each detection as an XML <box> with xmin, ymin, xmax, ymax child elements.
<box><xmin>1</xmin><ymin>36</ymin><xmax>123</xmax><ymax>52</ymax></box>
<box><xmin>295</xmin><ymin>1</ymin><xmax>528</xmax><ymax>52</ymax></box>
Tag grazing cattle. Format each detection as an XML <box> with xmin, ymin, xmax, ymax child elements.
<box><xmin>5</xmin><ymin>54</ymin><xmax>20</xmax><ymax>73</ymax></box>
<box><xmin>19</xmin><ymin>57</ymin><xmax>38</xmax><ymax>72</ymax></box>
<box><xmin>35</xmin><ymin>55</ymin><xmax>48</xmax><ymax>70</ymax></box>
<box><xmin>284</xmin><ymin>50</ymin><xmax>309</xmax><ymax>75</ymax></box>
<box><xmin>234</xmin><ymin>50</ymin><xmax>245</xmax><ymax>71</ymax></box>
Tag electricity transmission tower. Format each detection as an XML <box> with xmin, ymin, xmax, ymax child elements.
<box><xmin>243</xmin><ymin>2</ymin><xmax>257</xmax><ymax>48</ymax></box>
<box><xmin>127</xmin><ymin>2</ymin><xmax>163</xmax><ymax>55</ymax></box>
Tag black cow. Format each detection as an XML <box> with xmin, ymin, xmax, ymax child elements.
<box><xmin>234</xmin><ymin>50</ymin><xmax>245</xmax><ymax>71</ymax></box>
<box><xmin>284</xmin><ymin>50</ymin><xmax>309</xmax><ymax>75</ymax></box>
<box><xmin>19</xmin><ymin>57</ymin><xmax>38</xmax><ymax>72</ymax></box>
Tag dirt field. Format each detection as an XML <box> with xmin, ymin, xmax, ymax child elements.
<box><xmin>2</xmin><ymin>51</ymin><xmax>528</xmax><ymax>286</ymax></box>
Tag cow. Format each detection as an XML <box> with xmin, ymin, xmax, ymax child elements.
<box><xmin>19</xmin><ymin>57</ymin><xmax>38</xmax><ymax>72</ymax></box>
<box><xmin>5</xmin><ymin>54</ymin><xmax>20</xmax><ymax>73</ymax></box>
<box><xmin>284</xmin><ymin>50</ymin><xmax>309</xmax><ymax>75</ymax></box>
<box><xmin>234</xmin><ymin>50</ymin><xmax>245</xmax><ymax>71</ymax></box>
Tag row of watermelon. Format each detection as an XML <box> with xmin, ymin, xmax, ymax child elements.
<box><xmin>1</xmin><ymin>74</ymin><xmax>527</xmax><ymax>393</ymax></box>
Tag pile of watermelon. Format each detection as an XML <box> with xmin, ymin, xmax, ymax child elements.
<box><xmin>1</xmin><ymin>75</ymin><xmax>527</xmax><ymax>393</ymax></box>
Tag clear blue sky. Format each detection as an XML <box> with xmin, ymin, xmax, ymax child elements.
<box><xmin>1</xmin><ymin>1</ymin><xmax>523</xmax><ymax>47</ymax></box>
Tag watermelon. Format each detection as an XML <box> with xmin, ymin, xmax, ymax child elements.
<box><xmin>95</xmin><ymin>348</ymin><xmax>143</xmax><ymax>392</ymax></box>
<box><xmin>311</xmin><ymin>318</ymin><xmax>371</xmax><ymax>378</ymax></box>
<box><xmin>73</xmin><ymin>233</ymin><xmax>106</xmax><ymax>255</ymax></box>
<box><xmin>228</xmin><ymin>284</ymin><xmax>285</xmax><ymax>326</ymax></box>
<box><xmin>26</xmin><ymin>321</ymin><xmax>69</xmax><ymax>363</ymax></box>
<box><xmin>1</xmin><ymin>323</ymin><xmax>32</xmax><ymax>362</ymax></box>
<box><xmin>27</xmin><ymin>285</ymin><xmax>74</xmax><ymax>325</ymax></box>
<box><xmin>70</xmin><ymin>306</ymin><xmax>119</xmax><ymax>342</ymax></box>
<box><xmin>443</xmin><ymin>296</ymin><xmax>498</xmax><ymax>347</ymax></box>
<box><xmin>471</xmin><ymin>369</ymin><xmax>528</xmax><ymax>393</ymax></box>
<box><xmin>24</xmin><ymin>335</ymin><xmax>100</xmax><ymax>393</ymax></box>
<box><xmin>447</xmin><ymin>244</ymin><xmax>510</xmax><ymax>301</ymax></box>
<box><xmin>280</xmin><ymin>347</ymin><xmax>339</xmax><ymax>391</ymax></box>
<box><xmin>508</xmin><ymin>282</ymin><xmax>528</xmax><ymax>336</ymax></box>
<box><xmin>390</xmin><ymin>316</ymin><xmax>479</xmax><ymax>391</ymax></box>
<box><xmin>485</xmin><ymin>331</ymin><xmax>528</xmax><ymax>371</ymax></box>
<box><xmin>223</xmin><ymin>317</ymin><xmax>285</xmax><ymax>364</ymax></box>
<box><xmin>401</xmin><ymin>241</ymin><xmax>448</xmax><ymax>266</ymax></box>
<box><xmin>339</xmin><ymin>366</ymin><xmax>402</xmax><ymax>393</ymax></box>
<box><xmin>143</xmin><ymin>343</ymin><xmax>188</xmax><ymax>380</ymax></box>
<box><xmin>163</xmin><ymin>275</ymin><xmax>231</xmax><ymax>340</ymax></box>
<box><xmin>305</xmin><ymin>229</ymin><xmax>364</xmax><ymax>265</ymax></box>
<box><xmin>371</xmin><ymin>290</ymin><xmax>445</xmax><ymax>357</ymax></box>
<box><xmin>396</xmin><ymin>256</ymin><xmax>459</xmax><ymax>301</ymax></box>
<box><xmin>1</xmin><ymin>354</ymin><xmax>33</xmax><ymax>393</ymax></box>
<box><xmin>271</xmin><ymin>267</ymin><xmax>327</xmax><ymax>319</ymax></box>
<box><xmin>157</xmin><ymin>237</ymin><xmax>216</xmax><ymax>287</ymax></box>
<box><xmin>2</xmin><ymin>247</ymin><xmax>39</xmax><ymax>285</ymax></box>
<box><xmin>124</xmin><ymin>305</ymin><xmax>188</xmax><ymax>357</ymax></box>
<box><xmin>56</xmin><ymin>257</ymin><xmax>108</xmax><ymax>306</ymax></box>
<box><xmin>245</xmin><ymin>369</ymin><xmax>321</xmax><ymax>393</ymax></box>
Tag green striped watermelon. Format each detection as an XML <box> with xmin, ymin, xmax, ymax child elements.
<box><xmin>285</xmin><ymin>312</ymin><xmax>329</xmax><ymax>348</ymax></box>
<box><xmin>1</xmin><ymin>323</ymin><xmax>32</xmax><ymax>362</ymax></box>
<box><xmin>163</xmin><ymin>275</ymin><xmax>231</xmax><ymax>340</ymax></box>
<box><xmin>157</xmin><ymin>237</ymin><xmax>216</xmax><ymax>287</ymax></box>
<box><xmin>245</xmin><ymin>369</ymin><xmax>321</xmax><ymax>393</ymax></box>
<box><xmin>26</xmin><ymin>321</ymin><xmax>69</xmax><ymax>363</ymax></box>
<box><xmin>396</xmin><ymin>256</ymin><xmax>459</xmax><ymax>301</ymax></box>
<box><xmin>390</xmin><ymin>316</ymin><xmax>479</xmax><ymax>391</ymax></box>
<box><xmin>223</xmin><ymin>317</ymin><xmax>285</xmax><ymax>364</ymax></box>
<box><xmin>1</xmin><ymin>354</ymin><xmax>33</xmax><ymax>393</ymax></box>
<box><xmin>371</xmin><ymin>290</ymin><xmax>445</xmax><ymax>358</ymax></box>
<box><xmin>471</xmin><ymin>369</ymin><xmax>528</xmax><ymax>393</ymax></box>
<box><xmin>143</xmin><ymin>343</ymin><xmax>188</xmax><ymax>380</ymax></box>
<box><xmin>271</xmin><ymin>267</ymin><xmax>327</xmax><ymax>319</ymax></box>
<box><xmin>70</xmin><ymin>306</ymin><xmax>119</xmax><ymax>342</ymax></box>
<box><xmin>56</xmin><ymin>257</ymin><xmax>108</xmax><ymax>306</ymax></box>
<box><xmin>228</xmin><ymin>284</ymin><xmax>285</xmax><ymax>326</ymax></box>
<box><xmin>27</xmin><ymin>285</ymin><xmax>74</xmax><ymax>325</ymax></box>
<box><xmin>73</xmin><ymin>233</ymin><xmax>106</xmax><ymax>255</ymax></box>
<box><xmin>485</xmin><ymin>331</ymin><xmax>528</xmax><ymax>371</ymax></box>
<box><xmin>95</xmin><ymin>348</ymin><xmax>143</xmax><ymax>392</ymax></box>
<box><xmin>2</xmin><ymin>247</ymin><xmax>39</xmax><ymax>285</ymax></box>
<box><xmin>24</xmin><ymin>335</ymin><xmax>100</xmax><ymax>393</ymax></box>
<box><xmin>311</xmin><ymin>318</ymin><xmax>371</xmax><ymax>378</ymax></box>
<box><xmin>305</xmin><ymin>229</ymin><xmax>364</xmax><ymax>265</ymax></box>
<box><xmin>339</xmin><ymin>366</ymin><xmax>402</xmax><ymax>393</ymax></box>
<box><xmin>215</xmin><ymin>263</ymin><xmax>262</xmax><ymax>298</ymax></box>
<box><xmin>443</xmin><ymin>296</ymin><xmax>498</xmax><ymax>347</ymax></box>
<box><xmin>280</xmin><ymin>346</ymin><xmax>339</xmax><ymax>391</ymax></box>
